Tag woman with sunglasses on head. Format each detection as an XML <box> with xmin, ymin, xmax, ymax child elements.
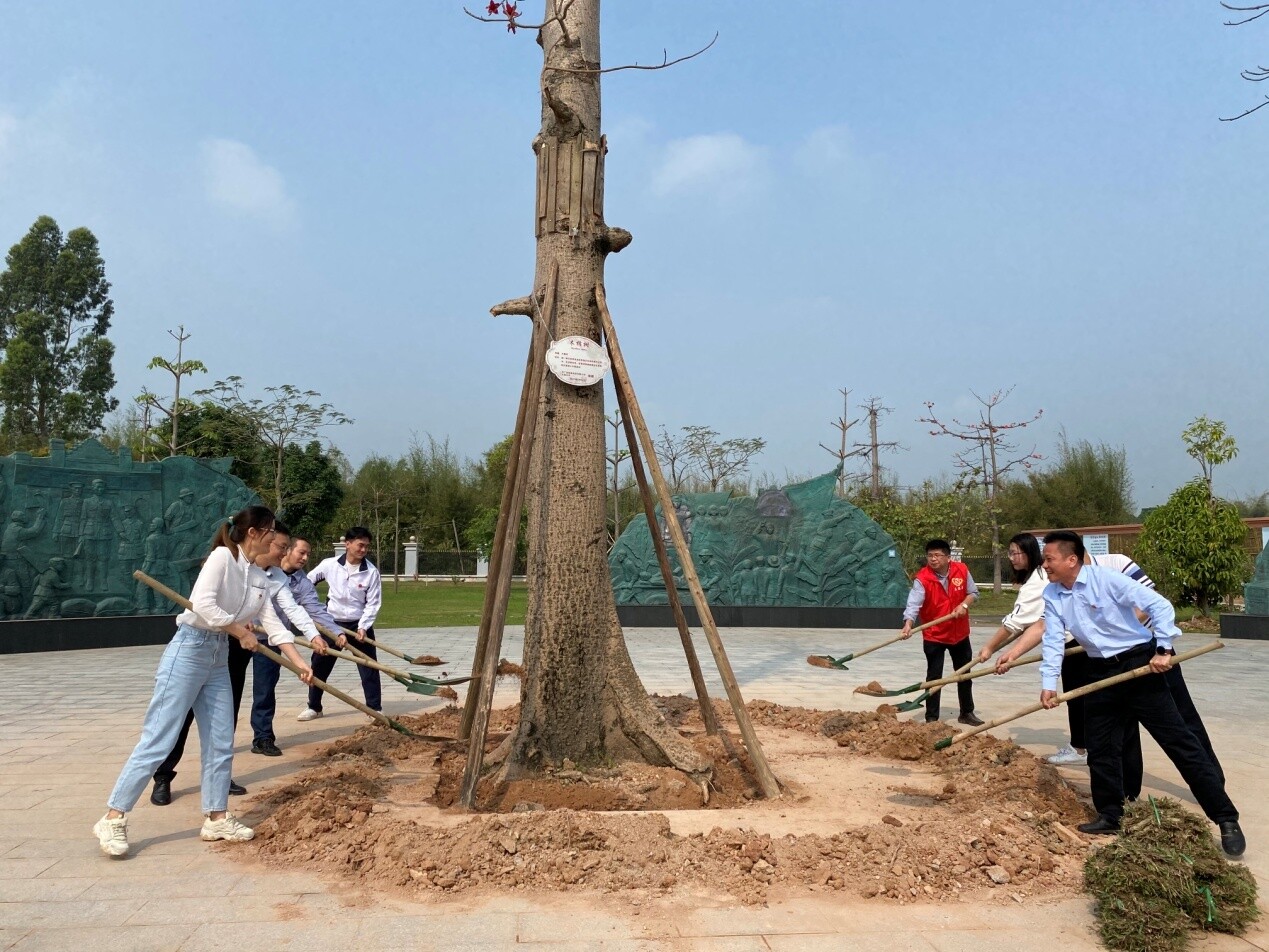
<box><xmin>93</xmin><ymin>505</ymin><xmax>313</xmax><ymax>858</ymax></box>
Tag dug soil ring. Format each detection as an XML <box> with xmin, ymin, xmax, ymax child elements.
<box><xmin>236</xmin><ymin>698</ymin><xmax>1093</xmax><ymax>907</ymax></box>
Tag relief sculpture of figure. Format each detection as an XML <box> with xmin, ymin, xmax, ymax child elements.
<box><xmin>164</xmin><ymin>488</ymin><xmax>201</xmax><ymax>588</ymax></box>
<box><xmin>0</xmin><ymin>561</ymin><xmax>22</xmax><ymax>619</ymax></box>
<box><xmin>136</xmin><ymin>518</ymin><xmax>175</xmax><ymax>614</ymax></box>
<box><xmin>24</xmin><ymin>557</ymin><xmax>70</xmax><ymax>619</ymax></box>
<box><xmin>114</xmin><ymin>504</ymin><xmax>146</xmax><ymax>589</ymax></box>
<box><xmin>2</xmin><ymin>508</ymin><xmax>46</xmax><ymax>605</ymax></box>
<box><xmin>78</xmin><ymin>478</ymin><xmax>116</xmax><ymax>592</ymax></box>
<box><xmin>55</xmin><ymin>483</ymin><xmax>84</xmax><ymax>572</ymax></box>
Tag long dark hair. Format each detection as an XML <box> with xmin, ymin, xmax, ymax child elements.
<box><xmin>1008</xmin><ymin>532</ymin><xmax>1043</xmax><ymax>584</ymax></box>
<box><xmin>208</xmin><ymin>505</ymin><xmax>276</xmax><ymax>560</ymax></box>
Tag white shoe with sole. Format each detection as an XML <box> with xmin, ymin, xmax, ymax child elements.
<box><xmin>93</xmin><ymin>813</ymin><xmax>129</xmax><ymax>857</ymax></box>
<box><xmin>201</xmin><ymin>814</ymin><xmax>255</xmax><ymax>842</ymax></box>
<box><xmin>296</xmin><ymin>708</ymin><xmax>322</xmax><ymax>722</ymax></box>
<box><xmin>1046</xmin><ymin>745</ymin><xmax>1088</xmax><ymax>766</ymax></box>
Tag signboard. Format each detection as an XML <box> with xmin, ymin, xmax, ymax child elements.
<box><xmin>546</xmin><ymin>336</ymin><xmax>610</xmax><ymax>387</ymax></box>
<box><xmin>1083</xmin><ymin>533</ymin><xmax>1110</xmax><ymax>556</ymax></box>
<box><xmin>1262</xmin><ymin>526</ymin><xmax>1269</xmax><ymax>550</ymax></box>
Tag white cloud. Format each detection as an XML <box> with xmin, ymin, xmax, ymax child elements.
<box><xmin>198</xmin><ymin>138</ymin><xmax>294</xmax><ymax>224</ymax></box>
<box><xmin>650</xmin><ymin>132</ymin><xmax>767</xmax><ymax>202</ymax></box>
<box><xmin>793</xmin><ymin>124</ymin><xmax>853</xmax><ymax>174</ymax></box>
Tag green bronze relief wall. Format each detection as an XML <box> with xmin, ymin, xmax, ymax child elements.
<box><xmin>0</xmin><ymin>439</ymin><xmax>258</xmax><ymax>620</ymax></box>
<box><xmin>609</xmin><ymin>470</ymin><xmax>908</xmax><ymax>608</ymax></box>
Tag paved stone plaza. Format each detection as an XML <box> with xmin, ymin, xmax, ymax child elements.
<box><xmin>1</xmin><ymin>625</ymin><xmax>1265</xmax><ymax>951</ymax></box>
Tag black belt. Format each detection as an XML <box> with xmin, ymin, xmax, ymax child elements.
<box><xmin>1086</xmin><ymin>639</ymin><xmax>1155</xmax><ymax>665</ymax></box>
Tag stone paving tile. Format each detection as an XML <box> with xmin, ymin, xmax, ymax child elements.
<box><xmin>6</xmin><ymin>924</ymin><xmax>198</xmax><ymax>952</ymax></box>
<box><xmin>0</xmin><ymin>628</ymin><xmax>1265</xmax><ymax>951</ymax></box>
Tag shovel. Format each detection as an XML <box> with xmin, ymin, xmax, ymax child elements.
<box><xmin>350</xmin><ymin>630</ymin><xmax>445</xmax><ymax>667</ymax></box>
<box><xmin>296</xmin><ymin>633</ymin><xmax>470</xmax><ymax>699</ymax></box>
<box><xmin>858</xmin><ymin>632</ymin><xmax>1024</xmax><ymax>709</ymax></box>
<box><xmin>934</xmin><ymin>641</ymin><xmax>1223</xmax><ymax>750</ymax></box>
<box><xmin>888</xmin><ymin>645</ymin><xmax>1088</xmax><ymax>713</ymax></box>
<box><xmin>807</xmin><ymin>610</ymin><xmax>961</xmax><ymax>672</ymax></box>
<box><xmin>134</xmin><ymin>570</ymin><xmax>434</xmax><ymax>739</ymax></box>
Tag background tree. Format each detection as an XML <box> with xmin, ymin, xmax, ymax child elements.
<box><xmin>998</xmin><ymin>431</ymin><xmax>1134</xmax><ymax>533</ymax></box>
<box><xmin>196</xmin><ymin>376</ymin><xmax>351</xmax><ymax>513</ymax></box>
<box><xmin>850</xmin><ymin>478</ymin><xmax>991</xmax><ymax>576</ymax></box>
<box><xmin>1135</xmin><ymin>480</ymin><xmax>1250</xmax><ymax>616</ymax></box>
<box><xmin>605</xmin><ymin>410</ymin><xmax>631</xmax><ymax>546</ymax></box>
<box><xmin>276</xmin><ymin>441</ymin><xmax>346</xmax><ymax>546</ymax></box>
<box><xmin>852</xmin><ymin>396</ymin><xmax>901</xmax><ymax>501</ymax></box>
<box><xmin>1181</xmin><ymin>415</ymin><xmax>1238</xmax><ymax>495</ymax></box>
<box><xmin>653</xmin><ymin>425</ymin><xmax>691</xmax><ymax>492</ymax></box>
<box><xmin>681</xmin><ymin>424</ymin><xmax>766</xmax><ymax>493</ymax></box>
<box><xmin>0</xmin><ymin>216</ymin><xmax>118</xmax><ymax>450</ymax></box>
<box><xmin>1221</xmin><ymin>1</ymin><xmax>1269</xmax><ymax>120</ymax></box>
<box><xmin>819</xmin><ymin>387</ymin><xmax>863</xmax><ymax>496</ymax></box>
<box><xmin>920</xmin><ymin>387</ymin><xmax>1042</xmax><ymax>592</ymax></box>
<box><xmin>1233</xmin><ymin>490</ymin><xmax>1269</xmax><ymax>518</ymax></box>
<box><xmin>135</xmin><ymin>325</ymin><xmax>207</xmax><ymax>459</ymax></box>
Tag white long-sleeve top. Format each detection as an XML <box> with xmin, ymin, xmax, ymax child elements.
<box><xmin>308</xmin><ymin>555</ymin><xmax>381</xmax><ymax>629</ymax></box>
<box><xmin>175</xmin><ymin>546</ymin><xmax>291</xmax><ymax>645</ymax></box>
<box><xmin>1000</xmin><ymin>567</ymin><xmax>1049</xmax><ymax>635</ymax></box>
<box><xmin>261</xmin><ymin>564</ymin><xmax>319</xmax><ymax>642</ymax></box>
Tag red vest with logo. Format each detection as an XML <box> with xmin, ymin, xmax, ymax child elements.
<box><xmin>913</xmin><ymin>562</ymin><xmax>971</xmax><ymax>644</ymax></box>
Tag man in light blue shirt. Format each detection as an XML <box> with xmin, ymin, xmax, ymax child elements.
<box><xmin>1038</xmin><ymin>531</ymin><xmax>1243</xmax><ymax>857</ymax></box>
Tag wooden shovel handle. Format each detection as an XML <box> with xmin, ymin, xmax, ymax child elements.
<box><xmin>943</xmin><ymin>641</ymin><xmax>1223</xmax><ymax>748</ymax></box>
<box><xmin>132</xmin><ymin>570</ymin><xmax>412</xmax><ymax>734</ymax></box>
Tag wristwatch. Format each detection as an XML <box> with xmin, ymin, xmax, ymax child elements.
<box><xmin>1155</xmin><ymin>646</ymin><xmax>1176</xmax><ymax>657</ymax></box>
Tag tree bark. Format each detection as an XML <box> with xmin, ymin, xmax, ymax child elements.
<box><xmin>502</xmin><ymin>0</ymin><xmax>709</xmax><ymax>781</ymax></box>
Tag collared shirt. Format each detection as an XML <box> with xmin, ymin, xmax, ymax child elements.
<box><xmin>1040</xmin><ymin>564</ymin><xmax>1180</xmax><ymax>690</ymax></box>
<box><xmin>285</xmin><ymin>567</ymin><xmax>341</xmax><ymax>639</ymax></box>
<box><xmin>1001</xmin><ymin>567</ymin><xmax>1048</xmax><ymax>635</ymax></box>
<box><xmin>308</xmin><ymin>554</ymin><xmax>382</xmax><ymax>629</ymax></box>
<box><xmin>176</xmin><ymin>546</ymin><xmax>290</xmax><ymax>644</ymax></box>
<box><xmin>902</xmin><ymin>569</ymin><xmax>979</xmax><ymax>623</ymax></box>
<box><xmin>259</xmin><ymin>565</ymin><xmax>318</xmax><ymax>644</ymax></box>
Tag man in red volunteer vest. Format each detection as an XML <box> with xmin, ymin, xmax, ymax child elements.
<box><xmin>900</xmin><ymin>539</ymin><xmax>984</xmax><ymax>726</ymax></box>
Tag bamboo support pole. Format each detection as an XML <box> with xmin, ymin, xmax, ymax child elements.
<box><xmin>597</xmin><ymin>283</ymin><xmax>780</xmax><ymax>799</ymax></box>
<box><xmin>458</xmin><ymin>264</ymin><xmax>557</xmax><ymax>808</ymax></box>
<box><xmin>613</xmin><ymin>381</ymin><xmax>720</xmax><ymax>735</ymax></box>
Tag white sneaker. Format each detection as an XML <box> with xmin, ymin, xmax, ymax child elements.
<box><xmin>93</xmin><ymin>813</ymin><xmax>129</xmax><ymax>857</ymax></box>
<box><xmin>296</xmin><ymin>708</ymin><xmax>322</xmax><ymax>722</ymax></box>
<box><xmin>1046</xmin><ymin>745</ymin><xmax>1088</xmax><ymax>766</ymax></box>
<box><xmin>201</xmin><ymin>814</ymin><xmax>255</xmax><ymax>843</ymax></box>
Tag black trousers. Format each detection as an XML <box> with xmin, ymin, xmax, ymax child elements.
<box><xmin>922</xmin><ymin>636</ymin><xmax>974</xmax><ymax>721</ymax></box>
<box><xmin>1061</xmin><ymin>652</ymin><xmax>1224</xmax><ymax>798</ymax></box>
<box><xmin>307</xmin><ymin>622</ymin><xmax>381</xmax><ymax>713</ymax></box>
<box><xmin>1083</xmin><ymin>642</ymin><xmax>1237</xmax><ymax>824</ymax></box>
<box><xmin>154</xmin><ymin>637</ymin><xmax>252</xmax><ymax>783</ymax></box>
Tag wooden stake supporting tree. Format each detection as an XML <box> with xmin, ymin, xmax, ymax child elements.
<box><xmin>459</xmin><ymin>1</ymin><xmax>763</xmax><ymax>804</ymax></box>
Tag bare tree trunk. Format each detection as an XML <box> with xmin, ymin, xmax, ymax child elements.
<box><xmin>504</xmin><ymin>0</ymin><xmax>708</xmax><ymax>780</ymax></box>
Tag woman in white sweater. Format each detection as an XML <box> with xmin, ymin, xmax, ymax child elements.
<box><xmin>975</xmin><ymin>533</ymin><xmax>1048</xmax><ymax>664</ymax></box>
<box><xmin>93</xmin><ymin>505</ymin><xmax>313</xmax><ymax>858</ymax></box>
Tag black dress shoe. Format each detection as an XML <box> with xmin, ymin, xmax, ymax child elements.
<box><xmin>228</xmin><ymin>780</ymin><xmax>247</xmax><ymax>796</ymax></box>
<box><xmin>1219</xmin><ymin>821</ymin><xmax>1246</xmax><ymax>858</ymax></box>
<box><xmin>251</xmin><ymin>739</ymin><xmax>283</xmax><ymax>757</ymax></box>
<box><xmin>957</xmin><ymin>711</ymin><xmax>985</xmax><ymax>727</ymax></box>
<box><xmin>1078</xmin><ymin>816</ymin><xmax>1120</xmax><ymax>835</ymax></box>
<box><xmin>150</xmin><ymin>778</ymin><xmax>172</xmax><ymax>806</ymax></box>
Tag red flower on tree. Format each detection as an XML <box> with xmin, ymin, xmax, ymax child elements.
<box><xmin>486</xmin><ymin>0</ymin><xmax>499</xmax><ymax>12</ymax></box>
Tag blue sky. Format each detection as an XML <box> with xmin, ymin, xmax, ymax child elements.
<box><xmin>1</xmin><ymin>1</ymin><xmax>1265</xmax><ymax>509</ymax></box>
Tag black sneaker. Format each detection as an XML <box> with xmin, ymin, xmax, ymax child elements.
<box><xmin>228</xmin><ymin>780</ymin><xmax>247</xmax><ymax>796</ymax></box>
<box><xmin>1078</xmin><ymin>816</ymin><xmax>1120</xmax><ymax>835</ymax></box>
<box><xmin>957</xmin><ymin>711</ymin><xmax>985</xmax><ymax>727</ymax></box>
<box><xmin>150</xmin><ymin>778</ymin><xmax>172</xmax><ymax>806</ymax></box>
<box><xmin>251</xmin><ymin>739</ymin><xmax>283</xmax><ymax>757</ymax></box>
<box><xmin>1219</xmin><ymin>821</ymin><xmax>1246</xmax><ymax>858</ymax></box>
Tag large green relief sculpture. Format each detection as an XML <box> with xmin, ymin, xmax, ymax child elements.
<box><xmin>0</xmin><ymin>439</ymin><xmax>258</xmax><ymax>620</ymax></box>
<box><xmin>609</xmin><ymin>469</ymin><xmax>908</xmax><ymax>608</ymax></box>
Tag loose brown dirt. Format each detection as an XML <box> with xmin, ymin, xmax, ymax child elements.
<box><xmin>238</xmin><ymin>695</ymin><xmax>1096</xmax><ymax>907</ymax></box>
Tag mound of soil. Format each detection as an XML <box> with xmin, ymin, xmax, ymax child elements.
<box><xmin>239</xmin><ymin>696</ymin><xmax>1094</xmax><ymax>906</ymax></box>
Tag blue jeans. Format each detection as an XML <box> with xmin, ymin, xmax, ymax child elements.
<box><xmin>107</xmin><ymin>625</ymin><xmax>235</xmax><ymax>814</ymax></box>
<box><xmin>250</xmin><ymin>650</ymin><xmax>283</xmax><ymax>743</ymax></box>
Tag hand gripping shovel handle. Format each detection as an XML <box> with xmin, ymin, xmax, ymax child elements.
<box><xmin>935</xmin><ymin>640</ymin><xmax>1224</xmax><ymax>750</ymax></box>
<box><xmin>923</xmin><ymin>643</ymin><xmax>1087</xmax><ymax>693</ymax></box>
<box><xmin>132</xmin><ymin>570</ymin><xmax>420</xmax><ymax>737</ymax></box>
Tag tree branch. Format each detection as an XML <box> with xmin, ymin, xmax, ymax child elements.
<box><xmin>1220</xmin><ymin>95</ymin><xmax>1269</xmax><ymax>120</ymax></box>
<box><xmin>491</xmin><ymin>296</ymin><xmax>535</xmax><ymax>317</ymax></box>
<box><xmin>545</xmin><ymin>32</ymin><xmax>718</xmax><ymax>75</ymax></box>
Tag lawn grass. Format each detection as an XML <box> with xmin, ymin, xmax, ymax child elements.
<box><xmin>371</xmin><ymin>580</ymin><xmax>528</xmax><ymax>629</ymax></box>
